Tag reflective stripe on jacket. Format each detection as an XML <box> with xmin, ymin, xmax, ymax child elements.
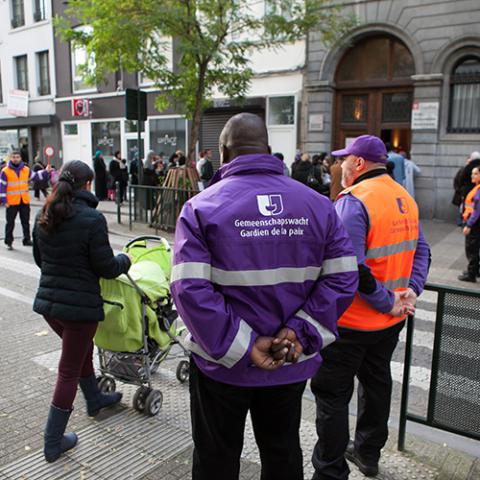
<box><xmin>171</xmin><ymin>153</ymin><xmax>359</xmax><ymax>387</ymax></box>
<box><xmin>3</xmin><ymin>165</ymin><xmax>30</xmax><ymax>205</ymax></box>
<box><xmin>336</xmin><ymin>174</ymin><xmax>419</xmax><ymax>331</ymax></box>
<box><xmin>463</xmin><ymin>184</ymin><xmax>480</xmax><ymax>221</ymax></box>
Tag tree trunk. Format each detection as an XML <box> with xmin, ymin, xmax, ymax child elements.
<box><xmin>188</xmin><ymin>62</ymin><xmax>207</xmax><ymax>163</ymax></box>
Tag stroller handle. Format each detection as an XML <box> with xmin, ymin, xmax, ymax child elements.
<box><xmin>125</xmin><ymin>235</ymin><xmax>170</xmax><ymax>250</ymax></box>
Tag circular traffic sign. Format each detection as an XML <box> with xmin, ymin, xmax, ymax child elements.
<box><xmin>44</xmin><ymin>145</ymin><xmax>55</xmax><ymax>157</ymax></box>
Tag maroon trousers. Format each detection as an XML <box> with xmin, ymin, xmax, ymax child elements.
<box><xmin>45</xmin><ymin>317</ymin><xmax>98</xmax><ymax>410</ymax></box>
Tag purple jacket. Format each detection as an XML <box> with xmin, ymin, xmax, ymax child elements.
<box><xmin>171</xmin><ymin>154</ymin><xmax>358</xmax><ymax>387</ymax></box>
<box><xmin>0</xmin><ymin>161</ymin><xmax>48</xmax><ymax>205</ymax></box>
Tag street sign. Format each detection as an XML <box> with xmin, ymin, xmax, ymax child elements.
<box><xmin>72</xmin><ymin>98</ymin><xmax>90</xmax><ymax>117</ymax></box>
<box><xmin>125</xmin><ymin>88</ymin><xmax>147</xmax><ymax>121</ymax></box>
<box><xmin>44</xmin><ymin>145</ymin><xmax>55</xmax><ymax>166</ymax></box>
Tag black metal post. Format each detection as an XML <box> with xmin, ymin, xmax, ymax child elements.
<box><xmin>128</xmin><ymin>185</ymin><xmax>132</xmax><ymax>231</ymax></box>
<box><xmin>398</xmin><ymin>314</ymin><xmax>415</xmax><ymax>451</ymax></box>
<box><xmin>115</xmin><ymin>181</ymin><xmax>121</xmax><ymax>224</ymax></box>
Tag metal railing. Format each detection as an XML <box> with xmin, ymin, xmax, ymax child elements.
<box><xmin>127</xmin><ymin>184</ymin><xmax>198</xmax><ymax>232</ymax></box>
<box><xmin>398</xmin><ymin>283</ymin><xmax>480</xmax><ymax>450</ymax></box>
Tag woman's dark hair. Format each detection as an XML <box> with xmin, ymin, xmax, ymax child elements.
<box><xmin>38</xmin><ymin>160</ymin><xmax>94</xmax><ymax>233</ymax></box>
<box><xmin>178</xmin><ymin>155</ymin><xmax>186</xmax><ymax>166</ymax></box>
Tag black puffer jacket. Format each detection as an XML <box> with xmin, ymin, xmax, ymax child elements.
<box><xmin>32</xmin><ymin>190</ymin><xmax>131</xmax><ymax>322</ymax></box>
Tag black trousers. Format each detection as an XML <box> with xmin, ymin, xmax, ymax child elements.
<box><xmin>310</xmin><ymin>322</ymin><xmax>404</xmax><ymax>480</ymax></box>
<box><xmin>465</xmin><ymin>225</ymin><xmax>480</xmax><ymax>278</ymax></box>
<box><xmin>5</xmin><ymin>202</ymin><xmax>30</xmax><ymax>245</ymax></box>
<box><xmin>189</xmin><ymin>359</ymin><xmax>306</xmax><ymax>480</ymax></box>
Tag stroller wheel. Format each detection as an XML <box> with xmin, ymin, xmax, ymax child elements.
<box><xmin>176</xmin><ymin>360</ymin><xmax>190</xmax><ymax>383</ymax></box>
<box><xmin>98</xmin><ymin>376</ymin><xmax>116</xmax><ymax>394</ymax></box>
<box><xmin>133</xmin><ymin>387</ymin><xmax>151</xmax><ymax>412</ymax></box>
<box><xmin>145</xmin><ymin>390</ymin><xmax>163</xmax><ymax>416</ymax></box>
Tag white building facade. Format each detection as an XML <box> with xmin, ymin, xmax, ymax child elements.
<box><xmin>0</xmin><ymin>0</ymin><xmax>58</xmax><ymax>164</ymax></box>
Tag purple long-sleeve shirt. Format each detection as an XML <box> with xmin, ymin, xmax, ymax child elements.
<box><xmin>466</xmin><ymin>188</ymin><xmax>480</xmax><ymax>228</ymax></box>
<box><xmin>0</xmin><ymin>161</ymin><xmax>49</xmax><ymax>204</ymax></box>
<box><xmin>335</xmin><ymin>193</ymin><xmax>430</xmax><ymax>313</ymax></box>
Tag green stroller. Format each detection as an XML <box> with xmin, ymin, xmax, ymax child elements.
<box><xmin>95</xmin><ymin>236</ymin><xmax>190</xmax><ymax>416</ymax></box>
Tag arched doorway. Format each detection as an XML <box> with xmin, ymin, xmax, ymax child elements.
<box><xmin>333</xmin><ymin>35</ymin><xmax>415</xmax><ymax>152</ymax></box>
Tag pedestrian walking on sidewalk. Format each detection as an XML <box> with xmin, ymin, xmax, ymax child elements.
<box><xmin>32</xmin><ymin>161</ymin><xmax>131</xmax><ymax>463</ymax></box>
<box><xmin>0</xmin><ymin>149</ymin><xmax>50</xmax><ymax>250</ymax></box>
<box><xmin>32</xmin><ymin>158</ymin><xmax>49</xmax><ymax>200</ymax></box>
<box><xmin>458</xmin><ymin>166</ymin><xmax>480</xmax><ymax>282</ymax></box>
<box><xmin>310</xmin><ymin>135</ymin><xmax>430</xmax><ymax>480</ymax></box>
<box><xmin>171</xmin><ymin>113</ymin><xmax>358</xmax><ymax>480</ymax></box>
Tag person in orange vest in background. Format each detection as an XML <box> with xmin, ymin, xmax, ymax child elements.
<box><xmin>0</xmin><ymin>148</ymin><xmax>51</xmax><ymax>250</ymax></box>
<box><xmin>310</xmin><ymin>135</ymin><xmax>430</xmax><ymax>480</ymax></box>
<box><xmin>458</xmin><ymin>166</ymin><xmax>480</xmax><ymax>282</ymax></box>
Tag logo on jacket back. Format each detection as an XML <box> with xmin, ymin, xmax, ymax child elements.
<box><xmin>396</xmin><ymin>197</ymin><xmax>409</xmax><ymax>214</ymax></box>
<box><xmin>257</xmin><ymin>194</ymin><xmax>284</xmax><ymax>216</ymax></box>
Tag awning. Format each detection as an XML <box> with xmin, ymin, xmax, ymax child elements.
<box><xmin>0</xmin><ymin>115</ymin><xmax>55</xmax><ymax>128</ymax></box>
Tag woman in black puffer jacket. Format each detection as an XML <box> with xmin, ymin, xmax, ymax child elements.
<box><xmin>33</xmin><ymin>160</ymin><xmax>131</xmax><ymax>463</ymax></box>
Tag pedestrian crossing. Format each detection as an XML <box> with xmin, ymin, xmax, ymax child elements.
<box><xmin>0</xmin><ymin>242</ymin><xmax>477</xmax><ymax>400</ymax></box>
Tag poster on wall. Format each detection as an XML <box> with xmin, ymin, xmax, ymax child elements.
<box><xmin>7</xmin><ymin>89</ymin><xmax>29</xmax><ymax>117</ymax></box>
<box><xmin>411</xmin><ymin>102</ymin><xmax>439</xmax><ymax>130</ymax></box>
<box><xmin>309</xmin><ymin>114</ymin><xmax>324</xmax><ymax>132</ymax></box>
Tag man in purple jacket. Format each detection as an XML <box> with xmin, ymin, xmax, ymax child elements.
<box><xmin>171</xmin><ymin>113</ymin><xmax>359</xmax><ymax>480</ymax></box>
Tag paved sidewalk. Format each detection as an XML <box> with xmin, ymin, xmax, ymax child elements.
<box><xmin>2</xmin><ymin>200</ymin><xmax>477</xmax><ymax>479</ymax></box>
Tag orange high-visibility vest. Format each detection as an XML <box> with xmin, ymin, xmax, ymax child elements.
<box><xmin>462</xmin><ymin>184</ymin><xmax>480</xmax><ymax>221</ymax></box>
<box><xmin>3</xmin><ymin>165</ymin><xmax>30</xmax><ymax>205</ymax></box>
<box><xmin>337</xmin><ymin>174</ymin><xmax>419</xmax><ymax>331</ymax></box>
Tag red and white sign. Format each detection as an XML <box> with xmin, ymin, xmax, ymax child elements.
<box><xmin>72</xmin><ymin>98</ymin><xmax>90</xmax><ymax>117</ymax></box>
<box><xmin>7</xmin><ymin>89</ymin><xmax>29</xmax><ymax>117</ymax></box>
<box><xmin>44</xmin><ymin>145</ymin><xmax>55</xmax><ymax>166</ymax></box>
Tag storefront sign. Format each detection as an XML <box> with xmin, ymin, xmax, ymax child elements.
<box><xmin>7</xmin><ymin>89</ymin><xmax>29</xmax><ymax>117</ymax></box>
<box><xmin>309</xmin><ymin>114</ymin><xmax>324</xmax><ymax>132</ymax></box>
<box><xmin>72</xmin><ymin>98</ymin><xmax>90</xmax><ymax>117</ymax></box>
<box><xmin>157</xmin><ymin>134</ymin><xmax>177</xmax><ymax>146</ymax></box>
<box><xmin>411</xmin><ymin>102</ymin><xmax>439</xmax><ymax>130</ymax></box>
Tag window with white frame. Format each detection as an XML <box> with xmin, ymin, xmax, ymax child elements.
<box><xmin>0</xmin><ymin>63</ymin><xmax>3</xmax><ymax>104</ymax></box>
<box><xmin>449</xmin><ymin>56</ymin><xmax>480</xmax><ymax>133</ymax></box>
<box><xmin>139</xmin><ymin>35</ymin><xmax>173</xmax><ymax>85</ymax></box>
<box><xmin>71</xmin><ymin>26</ymin><xmax>96</xmax><ymax>93</ymax></box>
<box><xmin>268</xmin><ymin>96</ymin><xmax>295</xmax><ymax>125</ymax></box>
<box><xmin>14</xmin><ymin>55</ymin><xmax>28</xmax><ymax>91</ymax></box>
<box><xmin>37</xmin><ymin>51</ymin><xmax>50</xmax><ymax>96</ymax></box>
<box><xmin>11</xmin><ymin>0</ymin><xmax>25</xmax><ymax>28</ymax></box>
<box><xmin>33</xmin><ymin>0</ymin><xmax>46</xmax><ymax>22</ymax></box>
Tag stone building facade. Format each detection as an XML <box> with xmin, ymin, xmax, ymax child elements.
<box><xmin>303</xmin><ymin>0</ymin><xmax>480</xmax><ymax>219</ymax></box>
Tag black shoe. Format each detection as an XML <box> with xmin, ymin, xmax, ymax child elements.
<box><xmin>345</xmin><ymin>440</ymin><xmax>379</xmax><ymax>477</ymax></box>
<box><xmin>23</xmin><ymin>239</ymin><xmax>33</xmax><ymax>246</ymax></box>
<box><xmin>5</xmin><ymin>243</ymin><xmax>13</xmax><ymax>251</ymax></box>
<box><xmin>44</xmin><ymin>405</ymin><xmax>78</xmax><ymax>463</ymax></box>
<box><xmin>79</xmin><ymin>374</ymin><xmax>123</xmax><ymax>417</ymax></box>
<box><xmin>458</xmin><ymin>273</ymin><xmax>476</xmax><ymax>282</ymax></box>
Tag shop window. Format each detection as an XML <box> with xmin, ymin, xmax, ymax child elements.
<box><xmin>11</xmin><ymin>0</ymin><xmax>25</xmax><ymax>28</ymax></box>
<box><xmin>125</xmin><ymin>120</ymin><xmax>145</xmax><ymax>133</ymax></box>
<box><xmin>449</xmin><ymin>57</ymin><xmax>480</xmax><ymax>133</ymax></box>
<box><xmin>149</xmin><ymin>118</ymin><xmax>186</xmax><ymax>158</ymax></box>
<box><xmin>92</xmin><ymin>121</ymin><xmax>121</xmax><ymax>162</ymax></box>
<box><xmin>341</xmin><ymin>95</ymin><xmax>368</xmax><ymax>123</ymax></box>
<box><xmin>71</xmin><ymin>26</ymin><xmax>96</xmax><ymax>93</ymax></box>
<box><xmin>37</xmin><ymin>51</ymin><xmax>50</xmax><ymax>96</ymax></box>
<box><xmin>268</xmin><ymin>96</ymin><xmax>295</xmax><ymax>125</ymax></box>
<box><xmin>64</xmin><ymin>124</ymin><xmax>78</xmax><ymax>136</ymax></box>
<box><xmin>33</xmin><ymin>0</ymin><xmax>46</xmax><ymax>22</ymax></box>
<box><xmin>14</xmin><ymin>55</ymin><xmax>28</xmax><ymax>91</ymax></box>
<box><xmin>0</xmin><ymin>130</ymin><xmax>18</xmax><ymax>159</ymax></box>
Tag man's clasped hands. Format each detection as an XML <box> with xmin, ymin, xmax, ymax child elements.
<box><xmin>250</xmin><ymin>287</ymin><xmax>418</xmax><ymax>372</ymax></box>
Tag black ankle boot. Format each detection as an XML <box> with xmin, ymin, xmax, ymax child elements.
<box><xmin>79</xmin><ymin>374</ymin><xmax>122</xmax><ymax>417</ymax></box>
<box><xmin>44</xmin><ymin>405</ymin><xmax>78</xmax><ymax>463</ymax></box>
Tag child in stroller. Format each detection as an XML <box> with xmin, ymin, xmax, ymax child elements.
<box><xmin>95</xmin><ymin>236</ymin><xmax>189</xmax><ymax>416</ymax></box>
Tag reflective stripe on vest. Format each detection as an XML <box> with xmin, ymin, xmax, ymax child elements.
<box><xmin>3</xmin><ymin>166</ymin><xmax>30</xmax><ymax>205</ymax></box>
<box><xmin>463</xmin><ymin>184</ymin><xmax>480</xmax><ymax>221</ymax></box>
<box><xmin>337</xmin><ymin>174</ymin><xmax>419</xmax><ymax>331</ymax></box>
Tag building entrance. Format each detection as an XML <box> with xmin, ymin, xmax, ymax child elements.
<box><xmin>333</xmin><ymin>35</ymin><xmax>415</xmax><ymax>153</ymax></box>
